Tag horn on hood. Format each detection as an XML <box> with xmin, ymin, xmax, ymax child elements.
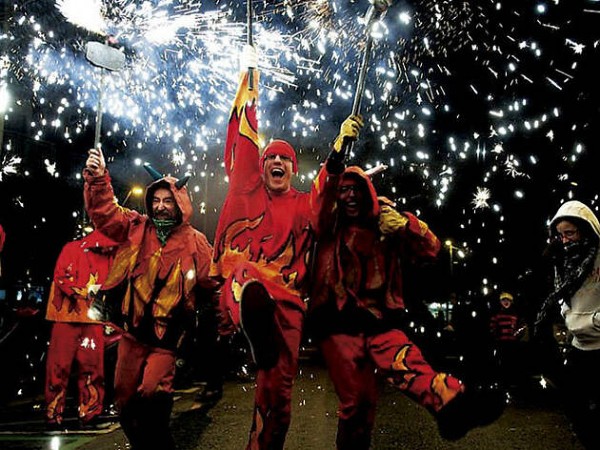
<box><xmin>143</xmin><ymin>163</ymin><xmax>164</xmax><ymax>181</ymax></box>
<box><xmin>175</xmin><ymin>175</ymin><xmax>190</xmax><ymax>189</ymax></box>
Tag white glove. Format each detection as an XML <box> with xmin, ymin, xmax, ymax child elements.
<box><xmin>240</xmin><ymin>44</ymin><xmax>258</xmax><ymax>70</ymax></box>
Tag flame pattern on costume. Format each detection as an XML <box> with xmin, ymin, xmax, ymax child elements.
<box><xmin>389</xmin><ymin>344</ymin><xmax>417</xmax><ymax>389</ymax></box>
<box><xmin>210</xmin><ymin>69</ymin><xmax>330</xmax><ymax>328</ymax></box>
<box><xmin>46</xmin><ymin>390</ymin><xmax>65</xmax><ymax>423</ymax></box>
<box><xmin>78</xmin><ymin>375</ymin><xmax>100</xmax><ymax>420</ymax></box>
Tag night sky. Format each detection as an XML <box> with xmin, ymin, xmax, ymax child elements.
<box><xmin>2</xmin><ymin>0</ymin><xmax>600</xmax><ymax>306</ymax></box>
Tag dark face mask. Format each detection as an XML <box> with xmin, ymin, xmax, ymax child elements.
<box><xmin>562</xmin><ymin>240</ymin><xmax>581</xmax><ymax>254</ymax></box>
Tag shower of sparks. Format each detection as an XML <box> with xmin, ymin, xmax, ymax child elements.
<box><xmin>56</xmin><ymin>0</ymin><xmax>107</xmax><ymax>35</ymax></box>
<box><xmin>2</xmin><ymin>0</ymin><xmax>600</xmax><ymax>295</ymax></box>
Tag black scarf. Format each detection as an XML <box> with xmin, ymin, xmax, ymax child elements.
<box><xmin>535</xmin><ymin>237</ymin><xmax>598</xmax><ymax>329</ymax></box>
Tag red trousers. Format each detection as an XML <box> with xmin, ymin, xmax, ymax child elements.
<box><xmin>113</xmin><ymin>334</ymin><xmax>176</xmax><ymax>406</ymax></box>
<box><xmin>45</xmin><ymin>322</ymin><xmax>105</xmax><ymax>424</ymax></box>
<box><xmin>321</xmin><ymin>330</ymin><xmax>464</xmax><ymax>450</ymax></box>
<box><xmin>246</xmin><ymin>303</ymin><xmax>303</xmax><ymax>450</ymax></box>
<box><xmin>219</xmin><ymin>261</ymin><xmax>305</xmax><ymax>450</ymax></box>
<box><xmin>114</xmin><ymin>334</ymin><xmax>177</xmax><ymax>450</ymax></box>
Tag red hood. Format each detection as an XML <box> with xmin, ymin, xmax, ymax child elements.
<box><xmin>81</xmin><ymin>229</ymin><xmax>119</xmax><ymax>249</ymax></box>
<box><xmin>342</xmin><ymin>166</ymin><xmax>380</xmax><ymax>219</ymax></box>
<box><xmin>144</xmin><ymin>176</ymin><xmax>193</xmax><ymax>224</ymax></box>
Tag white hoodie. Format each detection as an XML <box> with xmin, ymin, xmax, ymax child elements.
<box><xmin>551</xmin><ymin>200</ymin><xmax>600</xmax><ymax>350</ymax></box>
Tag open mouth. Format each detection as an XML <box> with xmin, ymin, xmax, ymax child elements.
<box><xmin>270</xmin><ymin>168</ymin><xmax>285</xmax><ymax>178</ymax></box>
<box><xmin>343</xmin><ymin>200</ymin><xmax>359</xmax><ymax>215</ymax></box>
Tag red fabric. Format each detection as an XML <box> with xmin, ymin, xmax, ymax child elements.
<box><xmin>46</xmin><ymin>232</ymin><xmax>116</xmax><ymax>323</ymax></box>
<box><xmin>246</xmin><ymin>300</ymin><xmax>303</xmax><ymax>450</ymax></box>
<box><xmin>83</xmin><ymin>171</ymin><xmax>216</xmax><ymax>350</ymax></box>
<box><xmin>212</xmin><ymin>71</ymin><xmax>334</xmax><ymax>450</ymax></box>
<box><xmin>310</xmin><ymin>167</ymin><xmax>441</xmax><ymax>317</ymax></box>
<box><xmin>321</xmin><ymin>331</ymin><xmax>464</xmax><ymax>449</ymax></box>
<box><xmin>113</xmin><ymin>334</ymin><xmax>176</xmax><ymax>409</ymax></box>
<box><xmin>0</xmin><ymin>223</ymin><xmax>5</xmax><ymax>252</ymax></box>
<box><xmin>45</xmin><ymin>322</ymin><xmax>105</xmax><ymax>424</ymax></box>
<box><xmin>211</xmin><ymin>71</ymin><xmax>334</xmax><ymax>333</ymax></box>
<box><xmin>490</xmin><ymin>310</ymin><xmax>520</xmax><ymax>342</ymax></box>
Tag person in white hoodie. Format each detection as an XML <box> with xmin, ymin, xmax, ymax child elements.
<box><xmin>535</xmin><ymin>200</ymin><xmax>600</xmax><ymax>450</ymax></box>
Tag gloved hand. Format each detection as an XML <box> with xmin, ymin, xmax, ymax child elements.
<box><xmin>331</xmin><ymin>114</ymin><xmax>364</xmax><ymax>153</ymax></box>
<box><xmin>240</xmin><ymin>44</ymin><xmax>258</xmax><ymax>71</ymax></box>
<box><xmin>326</xmin><ymin>115</ymin><xmax>364</xmax><ymax>174</ymax></box>
<box><xmin>378</xmin><ymin>204</ymin><xmax>408</xmax><ymax>235</ymax></box>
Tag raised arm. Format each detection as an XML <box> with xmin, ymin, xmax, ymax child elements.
<box><xmin>83</xmin><ymin>148</ymin><xmax>139</xmax><ymax>242</ymax></box>
<box><xmin>224</xmin><ymin>46</ymin><xmax>262</xmax><ymax>193</ymax></box>
<box><xmin>310</xmin><ymin>115</ymin><xmax>365</xmax><ymax>236</ymax></box>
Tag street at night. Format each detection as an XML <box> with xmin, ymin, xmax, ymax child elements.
<box><xmin>0</xmin><ymin>360</ymin><xmax>588</xmax><ymax>449</ymax></box>
<box><xmin>3</xmin><ymin>1</ymin><xmax>600</xmax><ymax>449</ymax></box>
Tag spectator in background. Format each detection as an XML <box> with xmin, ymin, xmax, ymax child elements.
<box><xmin>535</xmin><ymin>200</ymin><xmax>600</xmax><ymax>449</ymax></box>
<box><xmin>45</xmin><ymin>229</ymin><xmax>117</xmax><ymax>428</ymax></box>
<box><xmin>489</xmin><ymin>291</ymin><xmax>526</xmax><ymax>391</ymax></box>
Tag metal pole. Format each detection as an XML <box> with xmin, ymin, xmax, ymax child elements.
<box><xmin>351</xmin><ymin>6</ymin><xmax>379</xmax><ymax>116</ymax></box>
<box><xmin>93</xmin><ymin>68</ymin><xmax>105</xmax><ymax>149</ymax></box>
<box><xmin>247</xmin><ymin>0</ymin><xmax>254</xmax><ymax>90</ymax></box>
<box><xmin>345</xmin><ymin>5</ymin><xmax>385</xmax><ymax>156</ymax></box>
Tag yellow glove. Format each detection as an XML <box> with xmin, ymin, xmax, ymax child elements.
<box><xmin>379</xmin><ymin>204</ymin><xmax>409</xmax><ymax>235</ymax></box>
<box><xmin>332</xmin><ymin>114</ymin><xmax>364</xmax><ymax>153</ymax></box>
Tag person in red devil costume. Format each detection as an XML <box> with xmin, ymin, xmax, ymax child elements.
<box><xmin>45</xmin><ymin>229</ymin><xmax>117</xmax><ymax>427</ymax></box>
<box><xmin>84</xmin><ymin>148</ymin><xmax>218</xmax><ymax>450</ymax></box>
<box><xmin>309</xmin><ymin>166</ymin><xmax>506</xmax><ymax>447</ymax></box>
<box><xmin>210</xmin><ymin>45</ymin><xmax>362</xmax><ymax>450</ymax></box>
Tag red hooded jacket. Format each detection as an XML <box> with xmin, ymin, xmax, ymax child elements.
<box><xmin>46</xmin><ymin>230</ymin><xmax>117</xmax><ymax>323</ymax></box>
<box><xmin>310</xmin><ymin>166</ymin><xmax>441</xmax><ymax>322</ymax></box>
<box><xmin>84</xmin><ymin>172</ymin><xmax>216</xmax><ymax>350</ymax></box>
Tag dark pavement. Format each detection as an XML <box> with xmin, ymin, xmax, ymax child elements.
<box><xmin>0</xmin><ymin>362</ymin><xmax>586</xmax><ymax>450</ymax></box>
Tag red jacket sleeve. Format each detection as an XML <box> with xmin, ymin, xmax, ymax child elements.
<box><xmin>225</xmin><ymin>71</ymin><xmax>262</xmax><ymax>194</ymax></box>
<box><xmin>310</xmin><ymin>163</ymin><xmax>340</xmax><ymax>237</ymax></box>
<box><xmin>397</xmin><ymin>212</ymin><xmax>441</xmax><ymax>263</ymax></box>
<box><xmin>83</xmin><ymin>170</ymin><xmax>141</xmax><ymax>243</ymax></box>
<box><xmin>0</xmin><ymin>223</ymin><xmax>5</xmax><ymax>253</ymax></box>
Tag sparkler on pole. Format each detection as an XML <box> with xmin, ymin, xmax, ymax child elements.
<box><xmin>346</xmin><ymin>0</ymin><xmax>391</xmax><ymax>156</ymax></box>
<box><xmin>85</xmin><ymin>40</ymin><xmax>125</xmax><ymax>149</ymax></box>
<box><xmin>247</xmin><ymin>0</ymin><xmax>255</xmax><ymax>91</ymax></box>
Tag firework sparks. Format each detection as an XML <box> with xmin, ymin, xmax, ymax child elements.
<box><xmin>56</xmin><ymin>0</ymin><xmax>107</xmax><ymax>35</ymax></box>
<box><xmin>472</xmin><ymin>186</ymin><xmax>491</xmax><ymax>210</ymax></box>
<box><xmin>2</xmin><ymin>0</ymin><xmax>600</xmax><ymax>296</ymax></box>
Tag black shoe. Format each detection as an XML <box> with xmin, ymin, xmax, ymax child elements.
<box><xmin>78</xmin><ymin>416</ymin><xmax>113</xmax><ymax>431</ymax></box>
<box><xmin>195</xmin><ymin>385</ymin><xmax>223</xmax><ymax>403</ymax></box>
<box><xmin>46</xmin><ymin>421</ymin><xmax>65</xmax><ymax>433</ymax></box>
<box><xmin>240</xmin><ymin>282</ymin><xmax>279</xmax><ymax>370</ymax></box>
<box><xmin>437</xmin><ymin>382</ymin><xmax>506</xmax><ymax>440</ymax></box>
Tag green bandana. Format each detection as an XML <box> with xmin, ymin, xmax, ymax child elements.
<box><xmin>152</xmin><ymin>218</ymin><xmax>177</xmax><ymax>246</ymax></box>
